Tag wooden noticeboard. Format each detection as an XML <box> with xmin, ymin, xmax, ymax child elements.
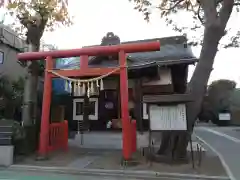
<box><xmin>149</xmin><ymin>104</ymin><xmax>187</xmax><ymax>131</ymax></box>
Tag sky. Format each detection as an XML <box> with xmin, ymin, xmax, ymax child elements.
<box><xmin>1</xmin><ymin>0</ymin><xmax>240</xmax><ymax>86</ymax></box>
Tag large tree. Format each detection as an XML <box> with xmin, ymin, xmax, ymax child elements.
<box><xmin>0</xmin><ymin>0</ymin><xmax>72</xmax><ymax>126</ymax></box>
<box><xmin>199</xmin><ymin>79</ymin><xmax>236</xmax><ymax>125</ymax></box>
<box><xmin>130</xmin><ymin>0</ymin><xmax>238</xmax><ymax>160</ymax></box>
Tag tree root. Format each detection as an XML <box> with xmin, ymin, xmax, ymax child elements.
<box><xmin>157</xmin><ymin>131</ymin><xmax>190</xmax><ymax>163</ymax></box>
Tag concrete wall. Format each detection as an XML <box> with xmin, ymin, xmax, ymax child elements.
<box><xmin>0</xmin><ymin>146</ymin><xmax>13</xmax><ymax>166</ymax></box>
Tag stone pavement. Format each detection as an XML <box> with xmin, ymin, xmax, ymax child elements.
<box><xmin>195</xmin><ymin>126</ymin><xmax>240</xmax><ymax>180</ymax></box>
<box><xmin>0</xmin><ymin>169</ymin><xmax>143</xmax><ymax>180</ymax></box>
<box><xmin>0</xmin><ymin>168</ymin><xmax>229</xmax><ymax>180</ymax></box>
<box><xmin>9</xmin><ymin>131</ymin><xmax>230</xmax><ymax>180</ymax></box>
<box><xmin>12</xmin><ymin>144</ymin><xmax>228</xmax><ymax>178</ymax></box>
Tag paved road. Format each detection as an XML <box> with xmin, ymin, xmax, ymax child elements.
<box><xmin>195</xmin><ymin>126</ymin><xmax>240</xmax><ymax>180</ymax></box>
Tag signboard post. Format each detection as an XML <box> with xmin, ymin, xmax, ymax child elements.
<box><xmin>147</xmin><ymin>102</ymin><xmax>195</xmax><ymax>167</ymax></box>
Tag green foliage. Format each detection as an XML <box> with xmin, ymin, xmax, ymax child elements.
<box><xmin>12</xmin><ymin>120</ymin><xmax>26</xmax><ymax>140</ymax></box>
<box><xmin>0</xmin><ymin>119</ymin><xmax>25</xmax><ymax>141</ymax></box>
<box><xmin>199</xmin><ymin>79</ymin><xmax>236</xmax><ymax>121</ymax></box>
<box><xmin>0</xmin><ymin>75</ymin><xmax>24</xmax><ymax>118</ymax></box>
<box><xmin>230</xmin><ymin>88</ymin><xmax>240</xmax><ymax>108</ymax></box>
<box><xmin>0</xmin><ymin>118</ymin><xmax>35</xmax><ymax>155</ymax></box>
<box><xmin>1</xmin><ymin>0</ymin><xmax>72</xmax><ymax>36</ymax></box>
<box><xmin>208</xmin><ymin>79</ymin><xmax>236</xmax><ymax>111</ymax></box>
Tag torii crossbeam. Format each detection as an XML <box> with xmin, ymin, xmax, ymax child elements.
<box><xmin>18</xmin><ymin>41</ymin><xmax>160</xmax><ymax>160</ymax></box>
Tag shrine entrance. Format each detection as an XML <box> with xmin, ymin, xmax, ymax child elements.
<box><xmin>17</xmin><ymin>41</ymin><xmax>160</xmax><ymax>161</ymax></box>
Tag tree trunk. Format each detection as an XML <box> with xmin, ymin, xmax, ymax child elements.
<box><xmin>22</xmin><ymin>44</ymin><xmax>39</xmax><ymax>126</ymax></box>
<box><xmin>158</xmin><ymin>25</ymin><xmax>224</xmax><ymax>160</ymax></box>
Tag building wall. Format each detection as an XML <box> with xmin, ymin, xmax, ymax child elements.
<box><xmin>0</xmin><ymin>24</ymin><xmax>27</xmax><ymax>80</ymax></box>
<box><xmin>70</xmin><ymin>68</ymin><xmax>173</xmax><ymax>123</ymax></box>
<box><xmin>100</xmin><ymin>68</ymin><xmax>172</xmax><ymax>90</ymax></box>
<box><xmin>0</xmin><ymin>44</ymin><xmax>27</xmax><ymax>80</ymax></box>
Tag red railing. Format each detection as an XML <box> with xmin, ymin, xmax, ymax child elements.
<box><xmin>48</xmin><ymin>120</ymin><xmax>68</xmax><ymax>152</ymax></box>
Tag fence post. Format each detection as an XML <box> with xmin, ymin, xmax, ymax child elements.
<box><xmin>131</xmin><ymin>120</ymin><xmax>137</xmax><ymax>153</ymax></box>
<box><xmin>63</xmin><ymin>120</ymin><xmax>68</xmax><ymax>151</ymax></box>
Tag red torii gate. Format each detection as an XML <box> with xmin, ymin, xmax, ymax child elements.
<box><xmin>17</xmin><ymin>41</ymin><xmax>160</xmax><ymax>160</ymax></box>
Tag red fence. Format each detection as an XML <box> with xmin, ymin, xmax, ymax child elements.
<box><xmin>48</xmin><ymin>120</ymin><xmax>68</xmax><ymax>152</ymax></box>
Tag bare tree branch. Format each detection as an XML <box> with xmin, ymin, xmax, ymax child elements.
<box><xmin>16</xmin><ymin>12</ymin><xmax>30</xmax><ymax>28</ymax></box>
<box><xmin>200</xmin><ymin>0</ymin><xmax>218</xmax><ymax>27</ymax></box>
<box><xmin>197</xmin><ymin>4</ymin><xmax>204</xmax><ymax>24</ymax></box>
<box><xmin>158</xmin><ymin>0</ymin><xmax>184</xmax><ymax>11</ymax></box>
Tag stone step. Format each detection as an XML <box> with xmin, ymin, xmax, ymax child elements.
<box><xmin>71</xmin><ymin>133</ymin><xmax>149</xmax><ymax>149</ymax></box>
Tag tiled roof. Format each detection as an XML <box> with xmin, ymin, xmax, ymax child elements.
<box><xmin>88</xmin><ymin>35</ymin><xmax>197</xmax><ymax>67</ymax></box>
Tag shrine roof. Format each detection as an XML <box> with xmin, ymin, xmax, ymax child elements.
<box><xmin>86</xmin><ymin>32</ymin><xmax>197</xmax><ymax>68</ymax></box>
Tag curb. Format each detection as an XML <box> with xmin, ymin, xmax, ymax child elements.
<box><xmin>8</xmin><ymin>165</ymin><xmax>230</xmax><ymax>180</ymax></box>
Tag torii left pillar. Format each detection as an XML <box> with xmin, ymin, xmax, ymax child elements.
<box><xmin>38</xmin><ymin>56</ymin><xmax>53</xmax><ymax>158</ymax></box>
<box><xmin>119</xmin><ymin>50</ymin><xmax>132</xmax><ymax>161</ymax></box>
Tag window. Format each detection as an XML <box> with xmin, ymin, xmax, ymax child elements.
<box><xmin>0</xmin><ymin>51</ymin><xmax>3</xmax><ymax>64</ymax></box>
<box><xmin>75</xmin><ymin>102</ymin><xmax>84</xmax><ymax>115</ymax></box>
<box><xmin>73</xmin><ymin>98</ymin><xmax>98</xmax><ymax>120</ymax></box>
<box><xmin>89</xmin><ymin>101</ymin><xmax>96</xmax><ymax>115</ymax></box>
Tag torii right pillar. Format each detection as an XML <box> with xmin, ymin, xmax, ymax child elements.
<box><xmin>119</xmin><ymin>50</ymin><xmax>132</xmax><ymax>161</ymax></box>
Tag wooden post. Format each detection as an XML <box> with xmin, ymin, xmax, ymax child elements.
<box><xmin>83</xmin><ymin>92</ymin><xmax>89</xmax><ymax>130</ymax></box>
<box><xmin>38</xmin><ymin>56</ymin><xmax>53</xmax><ymax>157</ymax></box>
<box><xmin>119</xmin><ymin>50</ymin><xmax>131</xmax><ymax>160</ymax></box>
<box><xmin>80</xmin><ymin>55</ymin><xmax>89</xmax><ymax>130</ymax></box>
<box><xmin>134</xmin><ymin>78</ymin><xmax>143</xmax><ymax>133</ymax></box>
<box><xmin>131</xmin><ymin>120</ymin><xmax>137</xmax><ymax>153</ymax></box>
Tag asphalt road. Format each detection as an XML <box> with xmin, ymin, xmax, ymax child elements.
<box><xmin>195</xmin><ymin>125</ymin><xmax>240</xmax><ymax>180</ymax></box>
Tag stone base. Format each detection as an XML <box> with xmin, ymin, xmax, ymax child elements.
<box><xmin>71</xmin><ymin>132</ymin><xmax>149</xmax><ymax>150</ymax></box>
<box><xmin>0</xmin><ymin>145</ymin><xmax>14</xmax><ymax>166</ymax></box>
